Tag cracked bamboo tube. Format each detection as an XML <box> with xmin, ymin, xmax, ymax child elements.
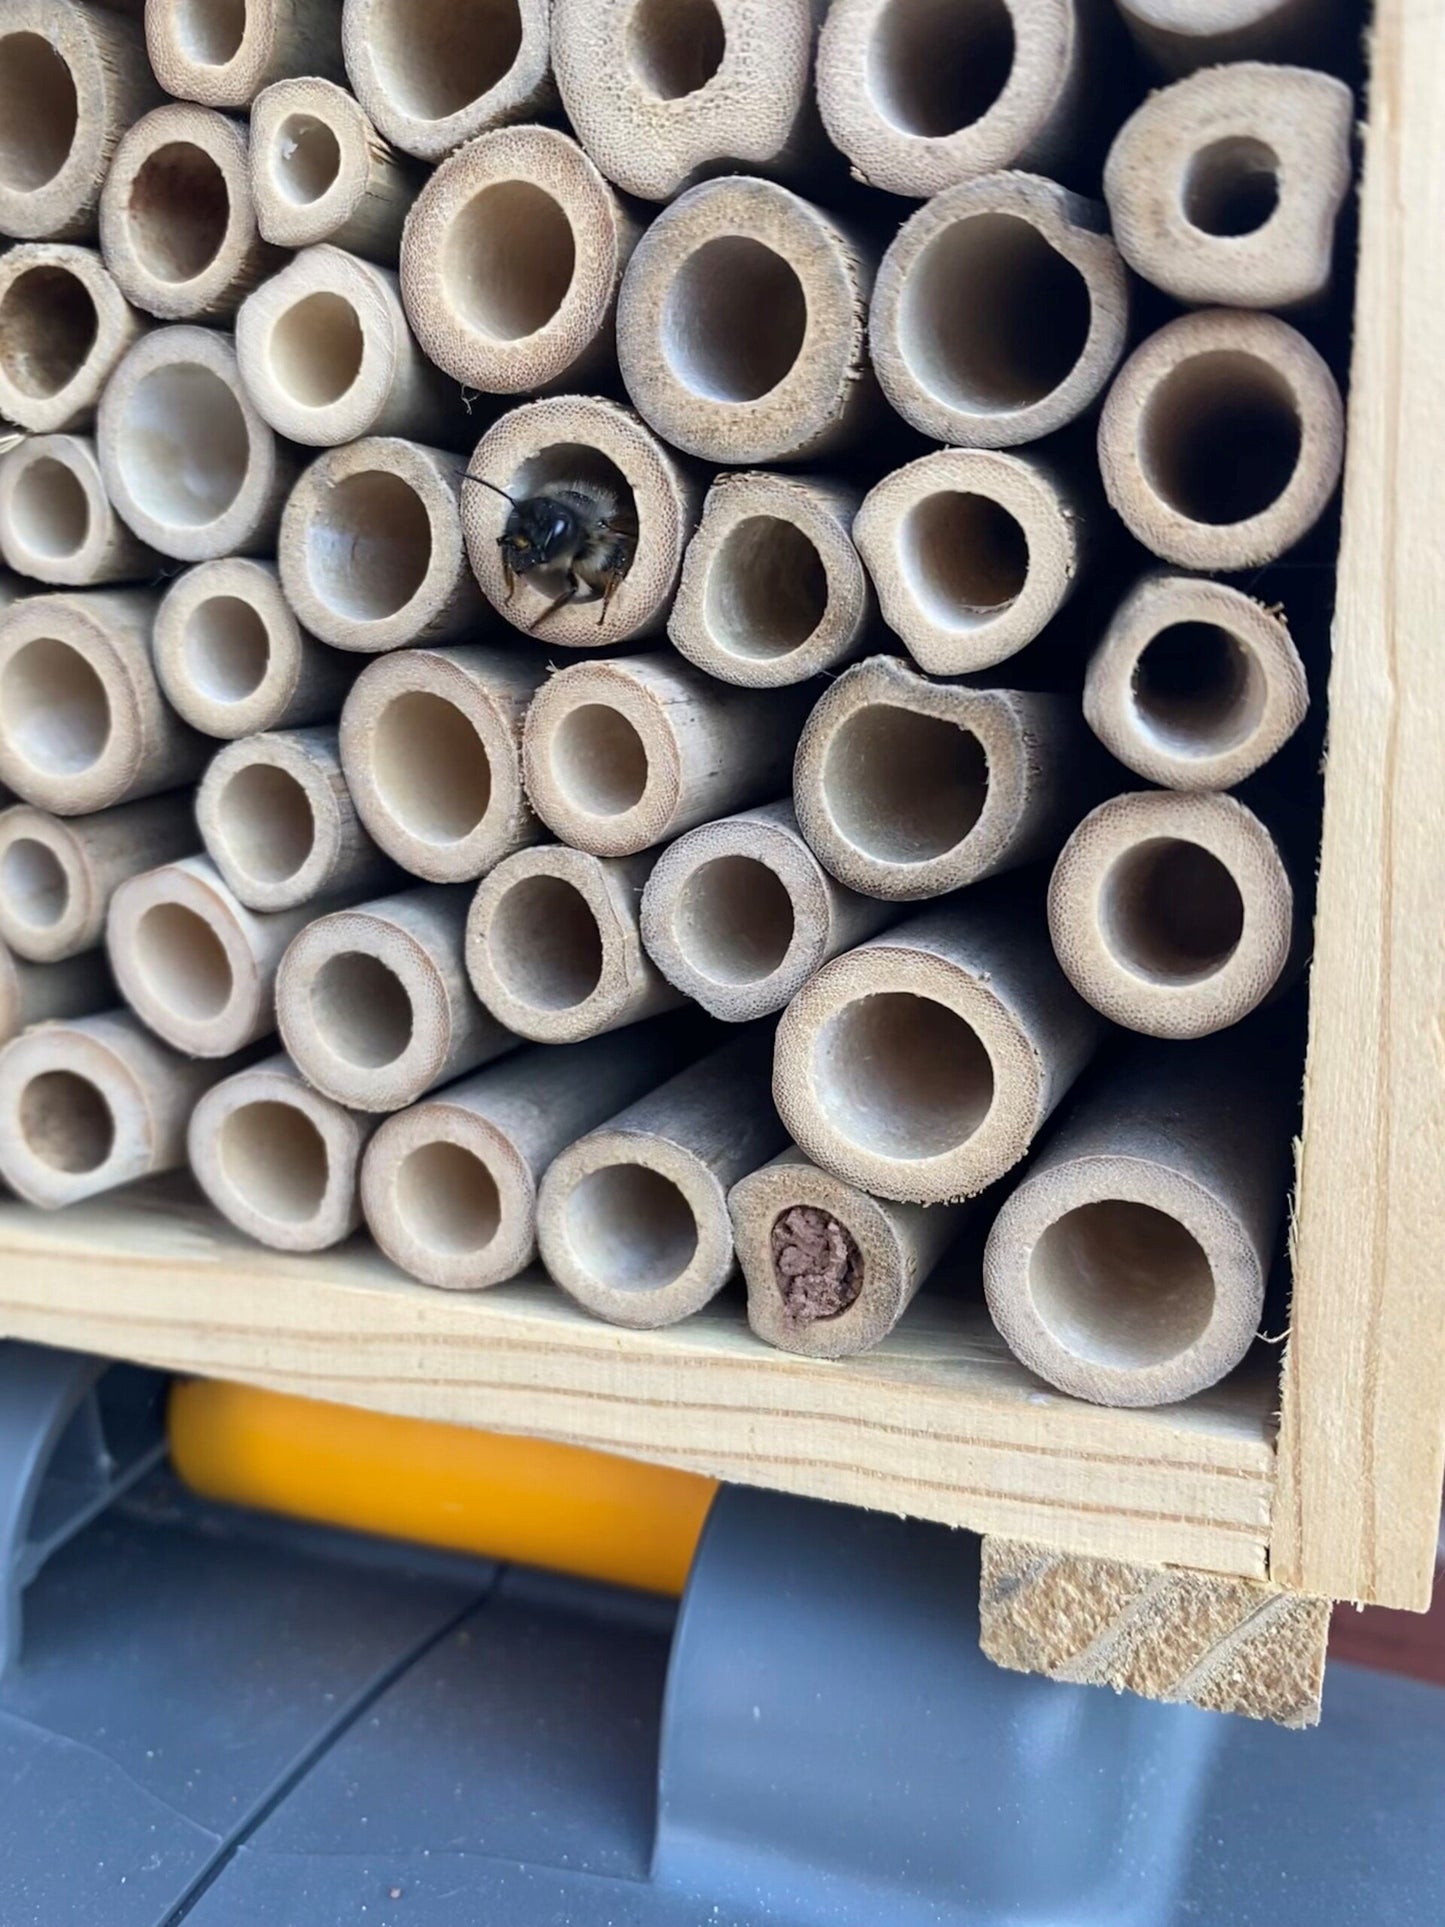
<box><xmin>145</xmin><ymin>0</ymin><xmax>347</xmax><ymax>110</ymax></box>
<box><xmin>1114</xmin><ymin>0</ymin><xmax>1343</xmax><ymax>73</ymax></box>
<box><xmin>0</xmin><ymin>243</ymin><xmax>148</xmax><ymax>434</ymax></box>
<box><xmin>0</xmin><ymin>432</ymin><xmax>160</xmax><ymax>587</ymax></box>
<box><xmin>249</xmin><ymin>77</ymin><xmax>420</xmax><ymax>261</ymax></box>
<box><xmin>0</xmin><ymin>794</ymin><xmax>197</xmax><ymax>962</ymax></box>
<box><xmin>0</xmin><ymin>937</ymin><xmax>114</xmax><ymax>1045</ymax></box>
<box><xmin>537</xmin><ymin>1028</ymin><xmax>787</xmax><ymax>1329</ymax></box>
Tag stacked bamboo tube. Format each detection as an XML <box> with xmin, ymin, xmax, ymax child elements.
<box><xmin>0</xmin><ymin>0</ymin><xmax>1355</xmax><ymax>1409</ymax></box>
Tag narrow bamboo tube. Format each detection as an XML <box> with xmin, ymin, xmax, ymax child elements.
<box><xmin>196</xmin><ymin>728</ymin><xmax>396</xmax><ymax>913</ymax></box>
<box><xmin>97</xmin><ymin>326</ymin><xmax>296</xmax><ymax>562</ymax></box>
<box><xmin>1083</xmin><ymin>573</ymin><xmax>1308</xmax><ymax>791</ymax></box>
<box><xmin>462</xmin><ymin>395</ymin><xmax>699</xmax><ymax>649</ymax></box>
<box><xmin>1047</xmin><ymin>790</ymin><xmax>1297</xmax><ymax>1040</ymax></box>
<box><xmin>466</xmin><ymin>844</ymin><xmax>684</xmax><ymax>1044</ymax></box>
<box><xmin>869</xmin><ymin>172</ymin><xmax>1129</xmax><ymax>448</ymax></box>
<box><xmin>236</xmin><ymin>246</ymin><xmax>462</xmax><ymax>449</ymax></box>
<box><xmin>188</xmin><ymin>1053</ymin><xmax>376</xmax><ymax>1253</ymax></box>
<box><xmin>1097</xmin><ymin>310</ymin><xmax>1345</xmax><ymax>571</ymax></box>
<box><xmin>0</xmin><ymin>433</ymin><xmax>159</xmax><ymax>588</ymax></box>
<box><xmin>553</xmin><ymin>0</ymin><xmax>818</xmax><ymax>203</ymax></box>
<box><xmin>249</xmin><ymin>77</ymin><xmax>421</xmax><ymax>261</ymax></box>
<box><xmin>98</xmin><ymin>104</ymin><xmax>281</xmax><ymax>323</ymax></box>
<box><xmin>0</xmin><ymin>244</ymin><xmax>147</xmax><ymax>433</ymax></box>
<box><xmin>536</xmin><ymin>1029</ymin><xmax>787</xmax><ymax>1329</ymax></box>
<box><xmin>730</xmin><ymin>1145</ymin><xmax>966</xmax><ymax>1359</ymax></box>
<box><xmin>360</xmin><ymin>1022</ymin><xmax>682</xmax><ymax>1290</ymax></box>
<box><xmin>339</xmin><ymin>646</ymin><xmax>547</xmax><ymax>883</ymax></box>
<box><xmin>1104</xmin><ymin>65</ymin><xmax>1353</xmax><ymax>310</ymax></box>
<box><xmin>793</xmin><ymin>656</ymin><xmax>1094</xmax><ymax>902</ymax></box>
<box><xmin>523</xmin><ymin>653</ymin><xmax>809</xmax><ymax>859</ymax></box>
<box><xmin>1115</xmin><ymin>0</ymin><xmax>1342</xmax><ymax>73</ymax></box>
<box><xmin>853</xmin><ymin>447</ymin><xmax>1087</xmax><ymax>677</ymax></box>
<box><xmin>640</xmin><ymin>802</ymin><xmax>892</xmax><ymax>1022</ymax></box>
<box><xmin>145</xmin><ymin>0</ymin><xmax>347</xmax><ymax>110</ymax></box>
<box><xmin>0</xmin><ymin>795</ymin><xmax>197</xmax><ymax>962</ymax></box>
<box><xmin>772</xmin><ymin>885</ymin><xmax>1102</xmax><ymax>1205</ymax></box>
<box><xmin>0</xmin><ymin>589</ymin><xmax>208</xmax><ymax>813</ymax></box>
<box><xmin>616</xmin><ymin>178</ymin><xmax>875</xmax><ymax>465</ymax></box>
<box><xmin>342</xmin><ymin>0</ymin><xmax>554</xmax><ymax>163</ymax></box>
<box><xmin>276</xmin><ymin>885</ymin><xmax>516</xmax><ymax>1111</ymax></box>
<box><xmin>668</xmin><ymin>473</ymin><xmax>872</xmax><ymax>689</ymax></box>
<box><xmin>0</xmin><ymin>938</ymin><xmax>114</xmax><ymax>1044</ymax></box>
<box><xmin>983</xmin><ymin>1033</ymin><xmax>1294</xmax><ymax>1407</ymax></box>
<box><xmin>0</xmin><ymin>0</ymin><xmax>163</xmax><ymax>242</ymax></box>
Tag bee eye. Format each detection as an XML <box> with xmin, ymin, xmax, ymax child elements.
<box><xmin>551</xmin><ymin>516</ymin><xmax>570</xmax><ymax>544</ymax></box>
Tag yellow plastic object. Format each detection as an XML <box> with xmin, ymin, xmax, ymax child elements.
<box><xmin>168</xmin><ymin>1379</ymin><xmax>717</xmax><ymax>1598</ymax></box>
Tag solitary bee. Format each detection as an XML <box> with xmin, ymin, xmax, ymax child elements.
<box><xmin>465</xmin><ymin>473</ymin><xmax>637</xmax><ymax>628</ymax></box>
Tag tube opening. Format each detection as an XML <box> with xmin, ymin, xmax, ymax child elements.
<box><xmin>442</xmin><ymin>181</ymin><xmax>577</xmax><ymax>341</ymax></box>
<box><xmin>272</xmin><ymin>112</ymin><xmax>342</xmax><ymax>205</ymax></box>
<box><xmin>550</xmin><ymin>703</ymin><xmax>649</xmax><ymax>818</ymax></box>
<box><xmin>1183</xmin><ymin>137</ymin><xmax>1280</xmax><ymax>238</ymax></box>
<box><xmin>310</xmin><ymin>949</ymin><xmax>414</xmax><ymax>1067</ymax></box>
<box><xmin>0</xmin><ymin>34</ymin><xmax>79</xmax><ymax>193</ymax></box>
<box><xmin>1101</xmin><ymin>837</ymin><xmax>1245</xmax><ymax>986</ymax></box>
<box><xmin>1</xmin><ymin>835</ymin><xmax>68</xmax><ymax>930</ymax></box>
<box><xmin>823</xmin><ymin>704</ymin><xmax>988</xmax><ymax>863</ymax></box>
<box><xmin>899</xmin><ymin>491</ymin><xmax>1029</xmax><ymax>631</ymax></box>
<box><xmin>868</xmin><ymin>0</ymin><xmax>1015</xmax><ymax>138</ymax></box>
<box><xmin>219</xmin><ymin>1099</ymin><xmax>330</xmax><ymax>1225</ymax></box>
<box><xmin>134</xmin><ymin>900</ymin><xmax>234</xmax><ymax>1021</ymax></box>
<box><xmin>815</xmin><ymin>991</ymin><xmax>994</xmax><ymax>1159</ymax></box>
<box><xmin>1140</xmin><ymin>351</ymin><xmax>1303</xmax><ymax>526</ymax></box>
<box><xmin>626</xmin><ymin>0</ymin><xmax>726</xmax><ymax>99</ymax></box>
<box><xmin>1029</xmin><ymin>1199</ymin><xmax>1216</xmax><ymax>1370</ymax></box>
<box><xmin>370</xmin><ymin>0</ymin><xmax>524</xmax><ymax>120</ymax></box>
<box><xmin>9</xmin><ymin>456</ymin><xmax>89</xmax><ymax>559</ymax></box>
<box><xmin>217</xmin><ymin>762</ymin><xmax>316</xmax><ymax>883</ymax></box>
<box><xmin>704</xmin><ymin>516</ymin><xmax>828</xmax><ymax>660</ymax></box>
<box><xmin>1131</xmin><ymin>621</ymin><xmax>1268</xmax><ymax>757</ymax></box>
<box><xmin>306</xmin><ymin>469</ymin><xmax>433</xmax><ymax>620</ymax></box>
<box><xmin>396</xmin><ymin>1139</ymin><xmax>502</xmax><ymax>1254</ymax></box>
<box><xmin>488</xmin><ymin>873</ymin><xmax>603</xmax><ymax>1010</ymax></box>
<box><xmin>374</xmin><ymin>689</ymin><xmax>492</xmax><ymax>844</ymax></box>
<box><xmin>771</xmin><ymin>1204</ymin><xmax>864</xmax><ymax>1323</ymax></box>
<box><xmin>268</xmin><ymin>290</ymin><xmax>365</xmax><ymax>408</ymax></box>
<box><xmin>175</xmin><ymin>0</ymin><xmax>248</xmax><ymax>66</ymax></box>
<box><xmin>676</xmin><ymin>854</ymin><xmax>795</xmax><ymax>985</ymax></box>
<box><xmin>663</xmin><ymin>237</ymin><xmax>808</xmax><ymax>404</ymax></box>
<box><xmin>0</xmin><ymin>265</ymin><xmax>98</xmax><ymax>399</ymax></box>
<box><xmin>127</xmin><ymin>142</ymin><xmax>230</xmax><ymax>285</ymax></box>
<box><xmin>183</xmin><ymin>594</ymin><xmax>270</xmax><ymax>703</ymax></box>
<box><xmin>118</xmin><ymin>362</ymin><xmax>250</xmax><ymax>528</ymax></box>
<box><xmin>1</xmin><ymin>637</ymin><xmax>110</xmax><ymax>775</ymax></box>
<box><xmin>19</xmin><ymin>1069</ymin><xmax>114</xmax><ymax>1174</ymax></box>
<box><xmin>565</xmin><ymin>1162</ymin><xmax>698</xmax><ymax>1292</ymax></box>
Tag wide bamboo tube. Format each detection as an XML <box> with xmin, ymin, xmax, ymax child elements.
<box><xmin>0</xmin><ymin>794</ymin><xmax>197</xmax><ymax>962</ymax></box>
<box><xmin>794</xmin><ymin>656</ymin><xmax>1095</xmax><ymax>901</ymax></box>
<box><xmin>1083</xmin><ymin>572</ymin><xmax>1308</xmax><ymax>790</ymax></box>
<box><xmin>1104</xmin><ymin>64</ymin><xmax>1353</xmax><ymax>310</ymax></box>
<box><xmin>0</xmin><ymin>589</ymin><xmax>207</xmax><ymax>813</ymax></box>
<box><xmin>339</xmin><ymin>645</ymin><xmax>547</xmax><ymax>884</ymax></box>
<box><xmin>145</xmin><ymin>0</ymin><xmax>347</xmax><ymax>110</ymax></box>
<box><xmin>0</xmin><ymin>244</ymin><xmax>147</xmax><ymax>433</ymax></box>
<box><xmin>1047</xmin><ymin>790</ymin><xmax>1298</xmax><ymax>1040</ymax></box>
<box><xmin>1097</xmin><ymin>310</ymin><xmax>1345</xmax><ymax>571</ymax></box>
<box><xmin>0</xmin><ymin>938</ymin><xmax>113</xmax><ymax>1045</ymax></box>
<box><xmin>0</xmin><ymin>433</ymin><xmax>160</xmax><ymax>587</ymax></box>
<box><xmin>1115</xmin><ymin>0</ymin><xmax>1342</xmax><ymax>73</ymax></box>
<box><xmin>773</xmin><ymin>885</ymin><xmax>1102</xmax><ymax>1205</ymax></box>
<box><xmin>536</xmin><ymin>1029</ymin><xmax>787</xmax><ymax>1329</ymax></box>
<box><xmin>640</xmin><ymin>801</ymin><xmax>892</xmax><ymax>1022</ymax></box>
<box><xmin>276</xmin><ymin>885</ymin><xmax>516</xmax><ymax>1111</ymax></box>
<box><xmin>249</xmin><ymin>77</ymin><xmax>421</xmax><ymax>261</ymax></box>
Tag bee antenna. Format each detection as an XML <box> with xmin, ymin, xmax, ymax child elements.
<box><xmin>463</xmin><ymin>472</ymin><xmax>518</xmax><ymax>507</ymax></box>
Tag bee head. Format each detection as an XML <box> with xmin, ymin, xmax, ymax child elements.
<box><xmin>501</xmin><ymin>497</ymin><xmax>576</xmax><ymax>573</ymax></box>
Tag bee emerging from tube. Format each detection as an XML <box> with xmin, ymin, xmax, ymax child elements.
<box><xmin>465</xmin><ymin>473</ymin><xmax>637</xmax><ymax>628</ymax></box>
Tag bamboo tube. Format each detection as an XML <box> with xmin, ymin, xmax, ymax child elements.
<box><xmin>0</xmin><ymin>589</ymin><xmax>208</xmax><ymax>813</ymax></box>
<box><xmin>0</xmin><ymin>0</ymin><xmax>163</xmax><ymax>242</ymax></box>
<box><xmin>0</xmin><ymin>244</ymin><xmax>147</xmax><ymax>433</ymax></box>
<box><xmin>772</xmin><ymin>885</ymin><xmax>1102</xmax><ymax>1205</ymax></box>
<box><xmin>153</xmin><ymin>558</ymin><xmax>354</xmax><ymax>740</ymax></box>
<box><xmin>640</xmin><ymin>801</ymin><xmax>892</xmax><ymax>1022</ymax></box>
<box><xmin>0</xmin><ymin>938</ymin><xmax>114</xmax><ymax>1045</ymax></box>
<box><xmin>1083</xmin><ymin>573</ymin><xmax>1308</xmax><ymax>791</ymax></box>
<box><xmin>341</xmin><ymin>0</ymin><xmax>554</xmax><ymax>163</ymax></box>
<box><xmin>195</xmin><ymin>728</ymin><xmax>396</xmax><ymax>913</ymax></box>
<box><xmin>0</xmin><ymin>795</ymin><xmax>197</xmax><ymax>962</ymax></box>
<box><xmin>536</xmin><ymin>1029</ymin><xmax>787</xmax><ymax>1330</ymax></box>
<box><xmin>236</xmin><ymin>246</ymin><xmax>463</xmax><ymax>449</ymax></box>
<box><xmin>1104</xmin><ymin>65</ymin><xmax>1353</xmax><ymax>310</ymax></box>
<box><xmin>1047</xmin><ymin>790</ymin><xmax>1297</xmax><ymax>1040</ymax></box>
<box><xmin>1097</xmin><ymin>310</ymin><xmax>1345</xmax><ymax>571</ymax></box>
<box><xmin>96</xmin><ymin>326</ymin><xmax>296</xmax><ymax>562</ymax></box>
<box><xmin>869</xmin><ymin>172</ymin><xmax>1129</xmax><ymax>448</ymax></box>
<box><xmin>278</xmin><ymin>437</ymin><xmax>487</xmax><ymax>653</ymax></box>
<box><xmin>339</xmin><ymin>645</ymin><xmax>547</xmax><ymax>884</ymax></box>
<box><xmin>98</xmin><ymin>104</ymin><xmax>281</xmax><ymax>322</ymax></box>
<box><xmin>668</xmin><ymin>472</ymin><xmax>872</xmax><ymax>689</ymax></box>
<box><xmin>360</xmin><ymin>1021</ymin><xmax>683</xmax><ymax>1290</ymax></box>
<box><xmin>616</xmin><ymin>177</ymin><xmax>875</xmax><ymax>465</ymax></box>
<box><xmin>145</xmin><ymin>0</ymin><xmax>347</xmax><ymax>110</ymax></box>
<box><xmin>853</xmin><ymin>447</ymin><xmax>1087</xmax><ymax>677</ymax></box>
<box><xmin>188</xmin><ymin>1052</ymin><xmax>375</xmax><ymax>1253</ymax></box>
<box><xmin>793</xmin><ymin>656</ymin><xmax>1095</xmax><ymax>902</ymax></box>
<box><xmin>465</xmin><ymin>844</ymin><xmax>684</xmax><ymax>1044</ymax></box>
<box><xmin>552</xmin><ymin>0</ymin><xmax>818</xmax><ymax>203</ymax></box>
<box><xmin>249</xmin><ymin>77</ymin><xmax>421</xmax><ymax>261</ymax></box>
<box><xmin>730</xmin><ymin>1145</ymin><xmax>966</xmax><ymax>1359</ymax></box>
<box><xmin>983</xmin><ymin>1033</ymin><xmax>1294</xmax><ymax>1407</ymax></box>
<box><xmin>1115</xmin><ymin>0</ymin><xmax>1343</xmax><ymax>73</ymax></box>
<box><xmin>462</xmin><ymin>395</ymin><xmax>698</xmax><ymax>649</ymax></box>
<box><xmin>522</xmin><ymin>653</ymin><xmax>810</xmax><ymax>859</ymax></box>
<box><xmin>276</xmin><ymin>885</ymin><xmax>516</xmax><ymax>1111</ymax></box>
<box><xmin>0</xmin><ymin>432</ymin><xmax>160</xmax><ymax>588</ymax></box>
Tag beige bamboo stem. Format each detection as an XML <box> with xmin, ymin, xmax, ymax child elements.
<box><xmin>0</xmin><ymin>589</ymin><xmax>208</xmax><ymax>813</ymax></box>
<box><xmin>0</xmin><ymin>432</ymin><xmax>160</xmax><ymax>587</ymax></box>
<box><xmin>465</xmin><ymin>844</ymin><xmax>684</xmax><ymax>1044</ymax></box>
<box><xmin>360</xmin><ymin>1022</ymin><xmax>682</xmax><ymax>1290</ymax></box>
<box><xmin>97</xmin><ymin>325</ymin><xmax>297</xmax><ymax>561</ymax></box>
<box><xmin>1083</xmin><ymin>573</ymin><xmax>1308</xmax><ymax>791</ymax></box>
<box><xmin>773</xmin><ymin>885</ymin><xmax>1102</xmax><ymax>1205</ymax></box>
<box><xmin>1114</xmin><ymin>0</ymin><xmax>1342</xmax><ymax>73</ymax></box>
<box><xmin>1047</xmin><ymin>790</ymin><xmax>1298</xmax><ymax>1040</ymax></box>
<box><xmin>276</xmin><ymin>885</ymin><xmax>516</xmax><ymax>1111</ymax></box>
<box><xmin>188</xmin><ymin>1052</ymin><xmax>376</xmax><ymax>1253</ymax></box>
<box><xmin>730</xmin><ymin>1145</ymin><xmax>966</xmax><ymax>1359</ymax></box>
<box><xmin>0</xmin><ymin>794</ymin><xmax>197</xmax><ymax>962</ymax></box>
<box><xmin>793</xmin><ymin>656</ymin><xmax>1095</xmax><ymax>901</ymax></box>
<box><xmin>853</xmin><ymin>447</ymin><xmax>1087</xmax><ymax>676</ymax></box>
<box><xmin>640</xmin><ymin>801</ymin><xmax>892</xmax><ymax>1022</ymax></box>
<box><xmin>0</xmin><ymin>244</ymin><xmax>147</xmax><ymax>433</ymax></box>
<box><xmin>249</xmin><ymin>77</ymin><xmax>421</xmax><ymax>262</ymax></box>
<box><xmin>145</xmin><ymin>0</ymin><xmax>347</xmax><ymax>110</ymax></box>
<box><xmin>1104</xmin><ymin>64</ymin><xmax>1353</xmax><ymax>310</ymax></box>
<box><xmin>0</xmin><ymin>938</ymin><xmax>114</xmax><ymax>1045</ymax></box>
<box><xmin>339</xmin><ymin>645</ymin><xmax>547</xmax><ymax>884</ymax></box>
<box><xmin>537</xmin><ymin>1029</ymin><xmax>787</xmax><ymax>1329</ymax></box>
<box><xmin>983</xmin><ymin>1034</ymin><xmax>1294</xmax><ymax>1407</ymax></box>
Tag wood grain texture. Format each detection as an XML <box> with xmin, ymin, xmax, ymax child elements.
<box><xmin>1274</xmin><ymin>0</ymin><xmax>1445</xmax><ymax>1611</ymax></box>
